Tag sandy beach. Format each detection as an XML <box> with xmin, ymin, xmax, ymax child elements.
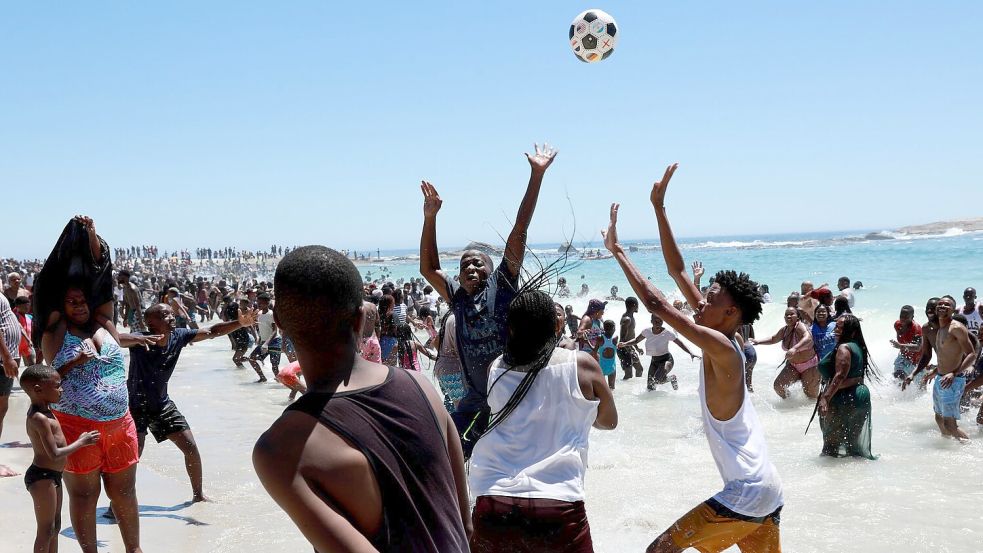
<box><xmin>3</xmin><ymin>285</ymin><xmax>983</xmax><ymax>552</ymax></box>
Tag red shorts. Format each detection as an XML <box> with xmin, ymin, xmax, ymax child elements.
<box><xmin>470</xmin><ymin>495</ymin><xmax>593</xmax><ymax>552</ymax></box>
<box><xmin>277</xmin><ymin>361</ymin><xmax>302</xmax><ymax>388</ymax></box>
<box><xmin>52</xmin><ymin>410</ymin><xmax>140</xmax><ymax>474</ymax></box>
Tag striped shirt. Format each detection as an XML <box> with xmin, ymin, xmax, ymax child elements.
<box><xmin>0</xmin><ymin>295</ymin><xmax>21</xmax><ymax>361</ymax></box>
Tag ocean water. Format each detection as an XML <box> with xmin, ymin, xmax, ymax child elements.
<box><xmin>3</xmin><ymin>230</ymin><xmax>982</xmax><ymax>552</ymax></box>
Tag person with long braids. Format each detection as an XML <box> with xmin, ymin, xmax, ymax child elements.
<box><xmin>419</xmin><ymin>143</ymin><xmax>558</xmax><ymax>458</ymax></box>
<box><xmin>468</xmin><ymin>289</ymin><xmax>617</xmax><ymax>552</ymax></box>
<box><xmin>604</xmin><ymin>163</ymin><xmax>783</xmax><ymax>553</ymax></box>
<box><xmin>816</xmin><ymin>314</ymin><xmax>879</xmax><ymax>458</ymax></box>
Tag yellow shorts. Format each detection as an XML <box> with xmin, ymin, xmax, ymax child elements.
<box><xmin>669</xmin><ymin>500</ymin><xmax>781</xmax><ymax>553</ymax></box>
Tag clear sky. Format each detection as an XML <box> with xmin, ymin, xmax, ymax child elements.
<box><xmin>3</xmin><ymin>1</ymin><xmax>981</xmax><ymax>259</ymax></box>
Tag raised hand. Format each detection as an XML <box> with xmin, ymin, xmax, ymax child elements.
<box><xmin>692</xmin><ymin>261</ymin><xmax>705</xmax><ymax>280</ymax></box>
<box><xmin>601</xmin><ymin>203</ymin><xmax>620</xmax><ymax>252</ymax></box>
<box><xmin>134</xmin><ymin>334</ymin><xmax>163</xmax><ymax>350</ymax></box>
<box><xmin>421</xmin><ymin>181</ymin><xmax>442</xmax><ymax>217</ymax></box>
<box><xmin>650</xmin><ymin>163</ymin><xmax>679</xmax><ymax>209</ymax></box>
<box><xmin>525</xmin><ymin>143</ymin><xmax>558</xmax><ymax>174</ymax></box>
<box><xmin>238</xmin><ymin>308</ymin><xmax>259</xmax><ymax>327</ymax></box>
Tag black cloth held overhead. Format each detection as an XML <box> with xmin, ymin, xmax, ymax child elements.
<box><xmin>32</xmin><ymin>218</ymin><xmax>113</xmax><ymax>349</ymax></box>
<box><xmin>286</xmin><ymin>367</ymin><xmax>469</xmax><ymax>553</ymax></box>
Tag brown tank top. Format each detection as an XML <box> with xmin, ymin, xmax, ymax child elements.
<box><xmin>286</xmin><ymin>366</ymin><xmax>469</xmax><ymax>552</ymax></box>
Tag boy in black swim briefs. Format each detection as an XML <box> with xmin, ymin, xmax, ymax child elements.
<box><xmin>22</xmin><ymin>364</ymin><xmax>101</xmax><ymax>553</ymax></box>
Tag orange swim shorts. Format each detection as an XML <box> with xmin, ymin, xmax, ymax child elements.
<box><xmin>52</xmin><ymin>410</ymin><xmax>140</xmax><ymax>474</ymax></box>
<box><xmin>669</xmin><ymin>499</ymin><xmax>782</xmax><ymax>553</ymax></box>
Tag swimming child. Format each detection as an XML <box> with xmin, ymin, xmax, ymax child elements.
<box><xmin>598</xmin><ymin>319</ymin><xmax>619</xmax><ymax>389</ymax></box>
<box><xmin>22</xmin><ymin>364</ymin><xmax>101</xmax><ymax>553</ymax></box>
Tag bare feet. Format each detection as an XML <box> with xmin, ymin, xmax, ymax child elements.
<box><xmin>0</xmin><ymin>464</ymin><xmax>19</xmax><ymax>477</ymax></box>
<box><xmin>192</xmin><ymin>494</ymin><xmax>210</xmax><ymax>503</ymax></box>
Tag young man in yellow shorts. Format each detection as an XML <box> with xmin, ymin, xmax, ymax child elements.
<box><xmin>603</xmin><ymin>163</ymin><xmax>784</xmax><ymax>553</ymax></box>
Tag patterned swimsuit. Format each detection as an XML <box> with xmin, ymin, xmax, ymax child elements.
<box><xmin>53</xmin><ymin>333</ymin><xmax>129</xmax><ymax>421</ymax></box>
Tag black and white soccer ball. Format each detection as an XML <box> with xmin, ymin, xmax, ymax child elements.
<box><xmin>569</xmin><ymin>9</ymin><xmax>618</xmax><ymax>63</ymax></box>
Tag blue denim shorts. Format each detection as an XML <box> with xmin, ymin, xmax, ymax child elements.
<box><xmin>933</xmin><ymin>374</ymin><xmax>967</xmax><ymax>419</ymax></box>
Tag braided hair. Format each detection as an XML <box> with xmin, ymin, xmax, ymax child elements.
<box><xmin>482</xmin><ymin>289</ymin><xmax>561</xmax><ymax>437</ymax></box>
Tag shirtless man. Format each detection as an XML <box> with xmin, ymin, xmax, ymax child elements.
<box><xmin>3</xmin><ymin>272</ymin><xmax>30</xmax><ymax>305</ymax></box>
<box><xmin>618</xmin><ymin>297</ymin><xmax>646</xmax><ymax>379</ymax></box>
<box><xmin>903</xmin><ymin>297</ymin><xmax>941</xmax><ymax>392</ymax></box>
<box><xmin>165</xmin><ymin>288</ymin><xmax>192</xmax><ymax>329</ymax></box>
<box><xmin>922</xmin><ymin>296</ymin><xmax>976</xmax><ymax>441</ymax></box>
<box><xmin>798</xmin><ymin>281</ymin><xmax>820</xmax><ymax>325</ymax></box>
<box><xmin>117</xmin><ymin>270</ymin><xmax>146</xmax><ymax>332</ymax></box>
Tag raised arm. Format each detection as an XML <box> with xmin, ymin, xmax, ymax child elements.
<box><xmin>602</xmin><ymin>203</ymin><xmax>734</xmax><ymax>359</ymax></box>
<box><xmin>649</xmin><ymin>164</ymin><xmax>703</xmax><ymax>309</ymax></box>
<box><xmin>419</xmin><ymin>181</ymin><xmax>451</xmax><ymax>301</ymax></box>
<box><xmin>502</xmin><ymin>143</ymin><xmax>557</xmax><ymax>279</ymax></box>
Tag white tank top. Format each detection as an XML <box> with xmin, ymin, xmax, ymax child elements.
<box><xmin>468</xmin><ymin>349</ymin><xmax>599</xmax><ymax>502</ymax></box>
<box><xmin>699</xmin><ymin>342</ymin><xmax>784</xmax><ymax>517</ymax></box>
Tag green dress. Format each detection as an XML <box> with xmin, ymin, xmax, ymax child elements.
<box><xmin>817</xmin><ymin>342</ymin><xmax>877</xmax><ymax>459</ymax></box>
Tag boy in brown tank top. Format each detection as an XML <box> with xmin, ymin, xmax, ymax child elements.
<box><xmin>253</xmin><ymin>246</ymin><xmax>471</xmax><ymax>552</ymax></box>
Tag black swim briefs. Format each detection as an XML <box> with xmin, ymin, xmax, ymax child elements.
<box><xmin>24</xmin><ymin>464</ymin><xmax>63</xmax><ymax>490</ymax></box>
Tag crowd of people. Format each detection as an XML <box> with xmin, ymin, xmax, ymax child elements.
<box><xmin>2</xmin><ymin>149</ymin><xmax>982</xmax><ymax>553</ymax></box>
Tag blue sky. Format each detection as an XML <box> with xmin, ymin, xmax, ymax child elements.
<box><xmin>3</xmin><ymin>1</ymin><xmax>981</xmax><ymax>258</ymax></box>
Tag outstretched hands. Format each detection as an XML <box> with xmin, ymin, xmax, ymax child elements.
<box><xmin>601</xmin><ymin>203</ymin><xmax>620</xmax><ymax>253</ymax></box>
<box><xmin>692</xmin><ymin>261</ymin><xmax>705</xmax><ymax>280</ymax></box>
<box><xmin>420</xmin><ymin>181</ymin><xmax>442</xmax><ymax>218</ymax></box>
<box><xmin>238</xmin><ymin>308</ymin><xmax>259</xmax><ymax>328</ymax></box>
<box><xmin>650</xmin><ymin>163</ymin><xmax>679</xmax><ymax>209</ymax></box>
<box><xmin>525</xmin><ymin>143</ymin><xmax>558</xmax><ymax>174</ymax></box>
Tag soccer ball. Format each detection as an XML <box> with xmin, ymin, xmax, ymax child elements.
<box><xmin>569</xmin><ymin>9</ymin><xmax>618</xmax><ymax>63</ymax></box>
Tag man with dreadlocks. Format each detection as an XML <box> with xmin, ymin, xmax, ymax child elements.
<box><xmin>419</xmin><ymin>143</ymin><xmax>558</xmax><ymax>458</ymax></box>
<box><xmin>604</xmin><ymin>164</ymin><xmax>784</xmax><ymax>553</ymax></box>
<box><xmin>468</xmin><ymin>289</ymin><xmax>617</xmax><ymax>552</ymax></box>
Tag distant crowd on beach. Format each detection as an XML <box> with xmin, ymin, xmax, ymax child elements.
<box><xmin>2</xmin><ymin>146</ymin><xmax>983</xmax><ymax>553</ymax></box>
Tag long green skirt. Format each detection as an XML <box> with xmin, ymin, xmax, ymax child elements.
<box><xmin>819</xmin><ymin>384</ymin><xmax>877</xmax><ymax>459</ymax></box>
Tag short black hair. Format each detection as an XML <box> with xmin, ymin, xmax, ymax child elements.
<box><xmin>20</xmin><ymin>364</ymin><xmax>57</xmax><ymax>387</ymax></box>
<box><xmin>257</xmin><ymin>292</ymin><xmax>271</xmax><ymax>301</ymax></box>
<box><xmin>714</xmin><ymin>270</ymin><xmax>763</xmax><ymax>324</ymax></box>
<box><xmin>900</xmin><ymin>305</ymin><xmax>914</xmax><ymax>316</ymax></box>
<box><xmin>118</xmin><ymin>269</ymin><xmax>131</xmax><ymax>278</ymax></box>
<box><xmin>14</xmin><ymin>296</ymin><xmax>30</xmax><ymax>306</ymax></box>
<box><xmin>625</xmin><ymin>296</ymin><xmax>638</xmax><ymax>309</ymax></box>
<box><xmin>274</xmin><ymin>246</ymin><xmax>363</xmax><ymax>347</ymax></box>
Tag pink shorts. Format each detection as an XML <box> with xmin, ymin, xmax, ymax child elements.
<box><xmin>791</xmin><ymin>355</ymin><xmax>819</xmax><ymax>374</ymax></box>
<box><xmin>360</xmin><ymin>336</ymin><xmax>382</xmax><ymax>363</ymax></box>
<box><xmin>277</xmin><ymin>361</ymin><xmax>303</xmax><ymax>388</ymax></box>
<box><xmin>53</xmin><ymin>410</ymin><xmax>139</xmax><ymax>474</ymax></box>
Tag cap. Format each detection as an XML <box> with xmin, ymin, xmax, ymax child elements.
<box><xmin>588</xmin><ymin>299</ymin><xmax>607</xmax><ymax>313</ymax></box>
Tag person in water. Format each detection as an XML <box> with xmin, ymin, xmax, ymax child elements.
<box><xmin>598</xmin><ymin>319</ymin><xmax>619</xmax><ymax>389</ymax></box>
<box><xmin>752</xmin><ymin>307</ymin><xmax>820</xmax><ymax>399</ymax></box>
<box><xmin>418</xmin><ymin>143</ymin><xmax>558</xmax><ymax>458</ymax></box>
<box><xmin>605</xmin><ymin>163</ymin><xmax>783</xmax><ymax>553</ymax></box>
<box><xmin>253</xmin><ymin>246</ymin><xmax>470</xmax><ymax>552</ymax></box>
<box><xmin>903</xmin><ymin>297</ymin><xmax>941</xmax><ymax>392</ymax></box>
<box><xmin>817</xmin><ymin>315</ymin><xmax>879</xmax><ymax>459</ymax></box>
<box><xmin>467</xmin><ymin>289</ymin><xmax>617</xmax><ymax>552</ymax></box>
<box><xmin>891</xmin><ymin>305</ymin><xmax>923</xmax><ymax>382</ymax></box>
<box><xmin>922</xmin><ymin>296</ymin><xmax>976</xmax><ymax>441</ymax></box>
<box><xmin>619</xmin><ymin>314</ymin><xmax>699</xmax><ymax>391</ymax></box>
<box><xmin>618</xmin><ymin>297</ymin><xmax>646</xmax><ymax>379</ymax></box>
